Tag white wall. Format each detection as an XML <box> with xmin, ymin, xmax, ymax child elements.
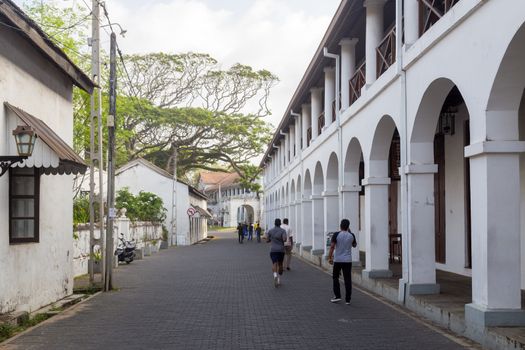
<box><xmin>0</xmin><ymin>26</ymin><xmax>75</xmax><ymax>313</ymax></box>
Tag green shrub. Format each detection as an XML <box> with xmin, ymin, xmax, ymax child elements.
<box><xmin>73</xmin><ymin>195</ymin><xmax>102</xmax><ymax>225</ymax></box>
<box><xmin>116</xmin><ymin>188</ymin><xmax>166</xmax><ymax>223</ymax></box>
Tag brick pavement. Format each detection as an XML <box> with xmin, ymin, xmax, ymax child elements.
<box><xmin>2</xmin><ymin>231</ymin><xmax>469</xmax><ymax>350</ymax></box>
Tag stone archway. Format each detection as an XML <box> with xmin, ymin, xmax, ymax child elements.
<box><xmin>312</xmin><ymin>162</ymin><xmax>325</xmax><ymax>254</ymax></box>
<box><xmin>324</xmin><ymin>153</ymin><xmax>339</xmax><ymax>257</ymax></box>
<box><xmin>302</xmin><ymin>170</ymin><xmax>313</xmax><ymax>250</ymax></box>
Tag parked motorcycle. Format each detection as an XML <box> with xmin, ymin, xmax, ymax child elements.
<box><xmin>114</xmin><ymin>234</ymin><xmax>136</xmax><ymax>264</ymax></box>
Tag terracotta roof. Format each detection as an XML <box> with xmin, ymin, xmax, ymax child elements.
<box><xmin>0</xmin><ymin>0</ymin><xmax>95</xmax><ymax>93</ymax></box>
<box><xmin>191</xmin><ymin>205</ymin><xmax>212</xmax><ymax>218</ymax></box>
<box><xmin>200</xmin><ymin>171</ymin><xmax>240</xmax><ymax>189</ymax></box>
<box><xmin>5</xmin><ymin>102</ymin><xmax>87</xmax><ymax>174</ymax></box>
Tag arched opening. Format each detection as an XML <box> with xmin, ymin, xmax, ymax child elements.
<box><xmin>410</xmin><ymin>78</ymin><xmax>471</xmax><ymax>296</ymax></box>
<box><xmin>343</xmin><ymin>137</ymin><xmax>365</xmax><ymax>265</ymax></box>
<box><xmin>312</xmin><ymin>162</ymin><xmax>325</xmax><ymax>254</ymax></box>
<box><xmin>302</xmin><ymin>170</ymin><xmax>313</xmax><ymax>250</ymax></box>
<box><xmin>325</xmin><ymin>153</ymin><xmax>340</xmax><ymax>256</ymax></box>
<box><xmin>296</xmin><ymin>175</ymin><xmax>303</xmax><ymax>245</ymax></box>
<box><xmin>290</xmin><ymin>180</ymin><xmax>296</xmax><ymax>231</ymax></box>
<box><xmin>237</xmin><ymin>204</ymin><xmax>255</xmax><ymax>225</ymax></box>
<box><xmin>365</xmin><ymin>115</ymin><xmax>400</xmax><ymax>278</ymax></box>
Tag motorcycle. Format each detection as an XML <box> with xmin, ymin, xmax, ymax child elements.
<box><xmin>114</xmin><ymin>233</ymin><xmax>136</xmax><ymax>264</ymax></box>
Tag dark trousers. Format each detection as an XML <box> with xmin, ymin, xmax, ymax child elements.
<box><xmin>238</xmin><ymin>233</ymin><xmax>244</xmax><ymax>243</ymax></box>
<box><xmin>333</xmin><ymin>262</ymin><xmax>352</xmax><ymax>301</ymax></box>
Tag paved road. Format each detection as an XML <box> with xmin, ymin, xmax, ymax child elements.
<box><xmin>2</xmin><ymin>231</ymin><xmax>469</xmax><ymax>350</ymax></box>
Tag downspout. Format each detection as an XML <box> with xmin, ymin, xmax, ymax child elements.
<box><xmin>324</xmin><ymin>47</ymin><xmax>344</xmax><ymax>220</ymax></box>
<box><xmin>396</xmin><ymin>0</ymin><xmax>410</xmax><ymax>304</ymax></box>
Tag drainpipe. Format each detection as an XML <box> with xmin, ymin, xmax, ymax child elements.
<box><xmin>396</xmin><ymin>0</ymin><xmax>410</xmax><ymax>304</ymax></box>
<box><xmin>324</xmin><ymin>47</ymin><xmax>344</xmax><ymax>220</ymax></box>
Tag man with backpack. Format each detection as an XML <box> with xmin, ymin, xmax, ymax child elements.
<box><xmin>327</xmin><ymin>219</ymin><xmax>357</xmax><ymax>305</ymax></box>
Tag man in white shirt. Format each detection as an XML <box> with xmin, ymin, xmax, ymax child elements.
<box><xmin>282</xmin><ymin>218</ymin><xmax>294</xmax><ymax>271</ymax></box>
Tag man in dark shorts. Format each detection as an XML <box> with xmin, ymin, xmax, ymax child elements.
<box><xmin>266</xmin><ymin>218</ymin><xmax>287</xmax><ymax>287</ymax></box>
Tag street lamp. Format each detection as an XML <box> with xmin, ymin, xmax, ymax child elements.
<box><xmin>0</xmin><ymin>125</ymin><xmax>37</xmax><ymax>176</ymax></box>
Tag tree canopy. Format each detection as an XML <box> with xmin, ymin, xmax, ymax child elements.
<box><xmin>25</xmin><ymin>0</ymin><xmax>276</xmax><ymax>190</ymax></box>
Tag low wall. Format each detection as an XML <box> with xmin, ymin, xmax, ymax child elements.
<box><xmin>73</xmin><ymin>217</ymin><xmax>162</xmax><ymax>277</ymax></box>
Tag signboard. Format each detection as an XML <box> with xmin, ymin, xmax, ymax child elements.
<box><xmin>187</xmin><ymin>207</ymin><xmax>196</xmax><ymax>217</ymax></box>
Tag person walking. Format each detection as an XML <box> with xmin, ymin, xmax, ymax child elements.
<box><xmin>255</xmin><ymin>221</ymin><xmax>262</xmax><ymax>243</ymax></box>
<box><xmin>266</xmin><ymin>218</ymin><xmax>287</xmax><ymax>287</ymax></box>
<box><xmin>282</xmin><ymin>218</ymin><xmax>294</xmax><ymax>270</ymax></box>
<box><xmin>327</xmin><ymin>219</ymin><xmax>357</xmax><ymax>305</ymax></box>
<box><xmin>248</xmin><ymin>223</ymin><xmax>254</xmax><ymax>241</ymax></box>
<box><xmin>237</xmin><ymin>223</ymin><xmax>244</xmax><ymax>244</ymax></box>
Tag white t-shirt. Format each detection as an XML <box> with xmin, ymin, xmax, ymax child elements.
<box><xmin>282</xmin><ymin>224</ymin><xmax>293</xmax><ymax>246</ymax></box>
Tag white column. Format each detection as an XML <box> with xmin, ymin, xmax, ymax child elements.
<box><xmin>339</xmin><ymin>38</ymin><xmax>359</xmax><ymax>110</ymax></box>
<box><xmin>364</xmin><ymin>0</ymin><xmax>387</xmax><ymax>86</ymax></box>
<box><xmin>341</xmin><ymin>185</ymin><xmax>361</xmax><ymax>265</ymax></box>
<box><xmin>404</xmin><ymin>0</ymin><xmax>419</xmax><ymax>46</ymax></box>
<box><xmin>295</xmin><ymin>116</ymin><xmax>301</xmax><ymax>156</ymax></box>
<box><xmin>405</xmin><ymin>164</ymin><xmax>440</xmax><ymax>295</ymax></box>
<box><xmin>362</xmin><ymin>177</ymin><xmax>392</xmax><ymax>278</ymax></box>
<box><xmin>311</xmin><ymin>88</ymin><xmax>323</xmax><ymax>140</ymax></box>
<box><xmin>302</xmin><ymin>103</ymin><xmax>311</xmax><ymax>149</ymax></box>
<box><xmin>324</xmin><ymin>67</ymin><xmax>336</xmax><ymax>125</ymax></box>
<box><xmin>465</xmin><ymin>142</ymin><xmax>525</xmax><ymax>327</ymax></box>
<box><xmin>289</xmin><ymin>125</ymin><xmax>295</xmax><ymax>159</ymax></box>
<box><xmin>311</xmin><ymin>195</ymin><xmax>324</xmax><ymax>252</ymax></box>
<box><xmin>295</xmin><ymin>200</ymin><xmax>302</xmax><ymax>245</ymax></box>
<box><xmin>283</xmin><ymin>133</ymin><xmax>289</xmax><ymax>166</ymax></box>
<box><xmin>323</xmin><ymin>191</ymin><xmax>339</xmax><ymax>257</ymax></box>
<box><xmin>301</xmin><ymin>199</ymin><xmax>313</xmax><ymax>250</ymax></box>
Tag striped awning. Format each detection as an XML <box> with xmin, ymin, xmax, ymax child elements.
<box><xmin>5</xmin><ymin>102</ymin><xmax>87</xmax><ymax>175</ymax></box>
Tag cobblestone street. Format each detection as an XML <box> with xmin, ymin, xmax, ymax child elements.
<box><xmin>2</xmin><ymin>231</ymin><xmax>471</xmax><ymax>350</ymax></box>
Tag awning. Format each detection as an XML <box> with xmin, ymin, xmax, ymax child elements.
<box><xmin>191</xmin><ymin>205</ymin><xmax>212</xmax><ymax>218</ymax></box>
<box><xmin>5</xmin><ymin>102</ymin><xmax>87</xmax><ymax>175</ymax></box>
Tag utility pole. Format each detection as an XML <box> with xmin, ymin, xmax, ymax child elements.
<box><xmin>89</xmin><ymin>0</ymin><xmax>105</xmax><ymax>286</ymax></box>
<box><xmin>170</xmin><ymin>147</ymin><xmax>178</xmax><ymax>246</ymax></box>
<box><xmin>104</xmin><ymin>32</ymin><xmax>117</xmax><ymax>292</ymax></box>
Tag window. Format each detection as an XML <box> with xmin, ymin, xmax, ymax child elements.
<box><xmin>9</xmin><ymin>167</ymin><xmax>39</xmax><ymax>243</ymax></box>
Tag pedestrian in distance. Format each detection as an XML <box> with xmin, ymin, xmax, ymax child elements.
<box><xmin>242</xmin><ymin>223</ymin><xmax>248</xmax><ymax>238</ymax></box>
<box><xmin>248</xmin><ymin>223</ymin><xmax>254</xmax><ymax>241</ymax></box>
<box><xmin>237</xmin><ymin>223</ymin><xmax>244</xmax><ymax>244</ymax></box>
<box><xmin>266</xmin><ymin>218</ymin><xmax>287</xmax><ymax>287</ymax></box>
<box><xmin>255</xmin><ymin>221</ymin><xmax>262</xmax><ymax>243</ymax></box>
<box><xmin>327</xmin><ymin>219</ymin><xmax>357</xmax><ymax>305</ymax></box>
<box><xmin>281</xmin><ymin>218</ymin><xmax>294</xmax><ymax>270</ymax></box>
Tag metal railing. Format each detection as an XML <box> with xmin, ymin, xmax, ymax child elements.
<box><xmin>419</xmin><ymin>0</ymin><xmax>461</xmax><ymax>35</ymax></box>
<box><xmin>377</xmin><ymin>25</ymin><xmax>396</xmax><ymax>77</ymax></box>
<box><xmin>318</xmin><ymin>112</ymin><xmax>325</xmax><ymax>135</ymax></box>
<box><xmin>349</xmin><ymin>61</ymin><xmax>366</xmax><ymax>106</ymax></box>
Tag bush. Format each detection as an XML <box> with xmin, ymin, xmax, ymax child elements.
<box><xmin>116</xmin><ymin>188</ymin><xmax>166</xmax><ymax>223</ymax></box>
<box><xmin>73</xmin><ymin>195</ymin><xmax>102</xmax><ymax>225</ymax></box>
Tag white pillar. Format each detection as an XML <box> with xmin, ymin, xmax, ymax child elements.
<box><xmin>323</xmin><ymin>191</ymin><xmax>339</xmax><ymax>257</ymax></box>
<box><xmin>302</xmin><ymin>103</ymin><xmax>311</xmax><ymax>149</ymax></box>
<box><xmin>340</xmin><ymin>38</ymin><xmax>359</xmax><ymax>110</ymax></box>
<box><xmin>341</xmin><ymin>185</ymin><xmax>361</xmax><ymax>265</ymax></box>
<box><xmin>364</xmin><ymin>0</ymin><xmax>387</xmax><ymax>86</ymax></box>
<box><xmin>405</xmin><ymin>164</ymin><xmax>440</xmax><ymax>295</ymax></box>
<box><xmin>295</xmin><ymin>200</ymin><xmax>302</xmax><ymax>245</ymax></box>
<box><xmin>324</xmin><ymin>67</ymin><xmax>336</xmax><ymax>125</ymax></box>
<box><xmin>311</xmin><ymin>195</ymin><xmax>324</xmax><ymax>252</ymax></box>
<box><xmin>295</xmin><ymin>116</ymin><xmax>301</xmax><ymax>156</ymax></box>
<box><xmin>362</xmin><ymin>177</ymin><xmax>392</xmax><ymax>278</ymax></box>
<box><xmin>311</xmin><ymin>88</ymin><xmax>323</xmax><ymax>140</ymax></box>
<box><xmin>289</xmin><ymin>125</ymin><xmax>295</xmax><ymax>159</ymax></box>
<box><xmin>404</xmin><ymin>0</ymin><xmax>419</xmax><ymax>46</ymax></box>
<box><xmin>301</xmin><ymin>199</ymin><xmax>313</xmax><ymax>250</ymax></box>
<box><xmin>465</xmin><ymin>143</ymin><xmax>525</xmax><ymax>327</ymax></box>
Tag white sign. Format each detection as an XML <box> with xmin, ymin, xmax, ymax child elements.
<box><xmin>187</xmin><ymin>207</ymin><xmax>196</xmax><ymax>216</ymax></box>
<box><xmin>108</xmin><ymin>207</ymin><xmax>117</xmax><ymax>218</ymax></box>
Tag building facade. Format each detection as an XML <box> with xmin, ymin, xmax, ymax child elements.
<box><xmin>261</xmin><ymin>0</ymin><xmax>525</xmax><ymax>328</ymax></box>
<box><xmin>115</xmin><ymin>158</ymin><xmax>210</xmax><ymax>246</ymax></box>
<box><xmin>0</xmin><ymin>0</ymin><xmax>94</xmax><ymax>314</ymax></box>
<box><xmin>199</xmin><ymin>172</ymin><xmax>261</xmax><ymax>227</ymax></box>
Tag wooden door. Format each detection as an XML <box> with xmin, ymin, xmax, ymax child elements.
<box><xmin>389</xmin><ymin>134</ymin><xmax>400</xmax><ymax>235</ymax></box>
<box><xmin>464</xmin><ymin>121</ymin><xmax>472</xmax><ymax>268</ymax></box>
<box><xmin>434</xmin><ymin>133</ymin><xmax>446</xmax><ymax>263</ymax></box>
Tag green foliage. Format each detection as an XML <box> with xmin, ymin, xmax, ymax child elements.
<box><xmin>116</xmin><ymin>188</ymin><xmax>166</xmax><ymax>223</ymax></box>
<box><xmin>73</xmin><ymin>195</ymin><xmax>101</xmax><ymax>225</ymax></box>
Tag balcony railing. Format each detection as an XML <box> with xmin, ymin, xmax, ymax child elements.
<box><xmin>331</xmin><ymin>93</ymin><xmax>340</xmax><ymax>122</ymax></box>
<box><xmin>349</xmin><ymin>61</ymin><xmax>366</xmax><ymax>106</ymax></box>
<box><xmin>306</xmin><ymin>127</ymin><xmax>312</xmax><ymax>146</ymax></box>
<box><xmin>377</xmin><ymin>26</ymin><xmax>396</xmax><ymax>77</ymax></box>
<box><xmin>318</xmin><ymin>112</ymin><xmax>325</xmax><ymax>135</ymax></box>
<box><xmin>419</xmin><ymin>0</ymin><xmax>461</xmax><ymax>35</ymax></box>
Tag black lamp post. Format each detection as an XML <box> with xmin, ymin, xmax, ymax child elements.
<box><xmin>0</xmin><ymin>125</ymin><xmax>37</xmax><ymax>176</ymax></box>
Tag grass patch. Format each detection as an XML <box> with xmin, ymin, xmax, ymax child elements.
<box><xmin>0</xmin><ymin>313</ymin><xmax>50</xmax><ymax>343</ymax></box>
<box><xmin>208</xmin><ymin>226</ymin><xmax>235</xmax><ymax>232</ymax></box>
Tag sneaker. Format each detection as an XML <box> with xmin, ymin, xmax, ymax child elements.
<box><xmin>286</xmin><ymin>267</ymin><xmax>290</xmax><ymax>271</ymax></box>
<box><xmin>277</xmin><ymin>277</ymin><xmax>281</xmax><ymax>286</ymax></box>
<box><xmin>273</xmin><ymin>276</ymin><xmax>278</xmax><ymax>288</ymax></box>
<box><xmin>345</xmin><ymin>301</ymin><xmax>351</xmax><ymax>305</ymax></box>
<box><xmin>330</xmin><ymin>297</ymin><xmax>342</xmax><ymax>303</ymax></box>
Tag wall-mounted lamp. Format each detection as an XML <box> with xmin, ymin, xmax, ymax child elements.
<box><xmin>439</xmin><ymin>107</ymin><xmax>456</xmax><ymax>135</ymax></box>
<box><xmin>0</xmin><ymin>125</ymin><xmax>38</xmax><ymax>176</ymax></box>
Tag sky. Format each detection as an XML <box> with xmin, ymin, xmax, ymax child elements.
<box><xmin>16</xmin><ymin>0</ymin><xmax>341</xmax><ymax>130</ymax></box>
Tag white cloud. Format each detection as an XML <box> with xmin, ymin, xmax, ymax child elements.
<box><xmin>107</xmin><ymin>0</ymin><xmax>339</xmax><ymax>128</ymax></box>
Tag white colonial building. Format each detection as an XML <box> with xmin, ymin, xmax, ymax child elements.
<box><xmin>262</xmin><ymin>0</ymin><xmax>525</xmax><ymax>330</ymax></box>
<box><xmin>199</xmin><ymin>171</ymin><xmax>261</xmax><ymax>227</ymax></box>
<box><xmin>0</xmin><ymin>1</ymin><xmax>94</xmax><ymax>314</ymax></box>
